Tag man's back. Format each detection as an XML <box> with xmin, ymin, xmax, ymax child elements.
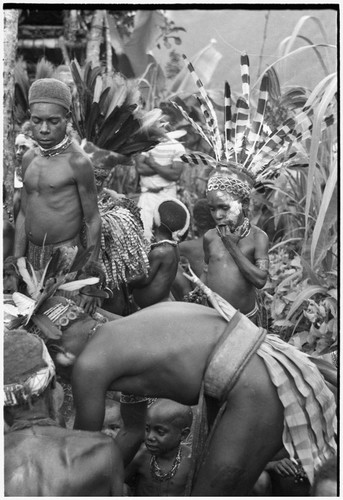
<box><xmin>5</xmin><ymin>424</ymin><xmax>123</xmax><ymax>496</ymax></box>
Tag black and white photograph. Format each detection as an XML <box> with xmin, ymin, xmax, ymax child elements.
<box><xmin>3</xmin><ymin>4</ymin><xmax>338</xmax><ymax>496</ymax></box>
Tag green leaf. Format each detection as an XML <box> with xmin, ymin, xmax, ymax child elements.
<box><xmin>286</xmin><ymin>285</ymin><xmax>327</xmax><ymax>320</ymax></box>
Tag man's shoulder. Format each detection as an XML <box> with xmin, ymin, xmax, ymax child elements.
<box><xmin>68</xmin><ymin>142</ymin><xmax>93</xmax><ymax>169</ymax></box>
<box><xmin>250</xmin><ymin>224</ymin><xmax>269</xmax><ymax>240</ymax></box>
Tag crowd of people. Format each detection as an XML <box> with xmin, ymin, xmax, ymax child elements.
<box><xmin>3</xmin><ymin>75</ymin><xmax>337</xmax><ymax>496</ymax></box>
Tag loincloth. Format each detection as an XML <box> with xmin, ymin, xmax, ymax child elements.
<box><xmin>27</xmin><ymin>238</ymin><xmax>81</xmax><ymax>271</ymax></box>
<box><xmin>256</xmin><ymin>335</ymin><xmax>336</xmax><ymax>484</ymax></box>
<box><xmin>202</xmin><ymin>318</ymin><xmax>337</xmax><ymax>485</ymax></box>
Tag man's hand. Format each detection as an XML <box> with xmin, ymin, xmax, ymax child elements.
<box><xmin>76</xmin><ymin>294</ymin><xmax>102</xmax><ymax>315</ymax></box>
<box><xmin>267</xmin><ymin>458</ymin><xmax>299</xmax><ymax>477</ymax></box>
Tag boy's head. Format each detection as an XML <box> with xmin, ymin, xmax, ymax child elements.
<box><xmin>145</xmin><ymin>399</ymin><xmax>193</xmax><ymax>456</ymax></box>
<box><xmin>192</xmin><ymin>198</ymin><xmax>216</xmax><ymax>235</ymax></box>
<box><xmin>153</xmin><ymin>199</ymin><xmax>190</xmax><ymax>242</ymax></box>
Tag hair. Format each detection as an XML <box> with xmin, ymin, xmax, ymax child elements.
<box><xmin>149</xmin><ymin>399</ymin><xmax>193</xmax><ymax>430</ymax></box>
<box><xmin>192</xmin><ymin>198</ymin><xmax>216</xmax><ymax>233</ymax></box>
<box><xmin>311</xmin><ymin>456</ymin><xmax>337</xmax><ymax>495</ymax></box>
<box><xmin>153</xmin><ymin>199</ymin><xmax>190</xmax><ymax>242</ymax></box>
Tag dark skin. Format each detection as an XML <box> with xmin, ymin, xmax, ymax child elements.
<box><xmin>14</xmin><ymin>102</ymin><xmax>102</xmax><ymax>313</ymax></box>
<box><xmin>72</xmin><ymin>302</ymin><xmax>285</xmax><ymax>495</ymax></box>
<box><xmin>128</xmin><ymin>225</ymin><xmax>180</xmax><ymax>308</ymax></box>
<box><xmin>203</xmin><ymin>190</ymin><xmax>269</xmax><ymax>314</ymax></box>
<box><xmin>125</xmin><ymin>400</ymin><xmax>192</xmax><ymax>496</ymax></box>
<box><xmin>5</xmin><ymin>386</ymin><xmax>123</xmax><ymax>496</ymax></box>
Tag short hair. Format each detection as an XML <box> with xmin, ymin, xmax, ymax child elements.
<box><xmin>192</xmin><ymin>198</ymin><xmax>216</xmax><ymax>233</ymax></box>
<box><xmin>149</xmin><ymin>399</ymin><xmax>193</xmax><ymax>430</ymax></box>
<box><xmin>153</xmin><ymin>199</ymin><xmax>190</xmax><ymax>242</ymax></box>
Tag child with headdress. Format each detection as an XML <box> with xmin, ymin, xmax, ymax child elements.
<box><xmin>128</xmin><ymin>198</ymin><xmax>190</xmax><ymax>309</ymax></box>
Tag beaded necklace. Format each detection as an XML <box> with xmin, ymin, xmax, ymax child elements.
<box><xmin>38</xmin><ymin>135</ymin><xmax>72</xmax><ymax>158</ymax></box>
<box><xmin>150</xmin><ymin>446</ymin><xmax>182</xmax><ymax>482</ymax></box>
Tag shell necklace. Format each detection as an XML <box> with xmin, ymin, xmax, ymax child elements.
<box><xmin>150</xmin><ymin>446</ymin><xmax>182</xmax><ymax>481</ymax></box>
<box><xmin>38</xmin><ymin>135</ymin><xmax>72</xmax><ymax>158</ymax></box>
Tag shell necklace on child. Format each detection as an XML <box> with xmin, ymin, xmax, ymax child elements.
<box><xmin>150</xmin><ymin>446</ymin><xmax>182</xmax><ymax>481</ymax></box>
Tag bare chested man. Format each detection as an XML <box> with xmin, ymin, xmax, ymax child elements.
<box><xmin>203</xmin><ymin>166</ymin><xmax>269</xmax><ymax>323</ymax></box>
<box><xmin>71</xmin><ymin>301</ymin><xmax>336</xmax><ymax>495</ymax></box>
<box><xmin>14</xmin><ymin>78</ymin><xmax>101</xmax><ymax>312</ymax></box>
<box><xmin>4</xmin><ymin>330</ymin><xmax>123</xmax><ymax>496</ymax></box>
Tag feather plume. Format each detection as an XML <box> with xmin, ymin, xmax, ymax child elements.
<box><xmin>224</xmin><ymin>81</ymin><xmax>233</xmax><ymax>160</ymax></box>
<box><xmin>180</xmin><ymin>152</ymin><xmax>218</xmax><ymax>169</ymax></box>
<box><xmin>170</xmin><ymin>100</ymin><xmax>213</xmax><ymax>148</ymax></box>
<box><xmin>244</xmin><ymin>74</ymin><xmax>269</xmax><ymax>167</ymax></box>
<box><xmin>249</xmin><ymin>117</ymin><xmax>296</xmax><ymax>176</ymax></box>
<box><xmin>233</xmin><ymin>97</ymin><xmax>250</xmax><ymax>162</ymax></box>
<box><xmin>240</xmin><ymin>52</ymin><xmax>250</xmax><ymax>102</ymax></box>
<box><xmin>58</xmin><ymin>277</ymin><xmax>99</xmax><ymax>292</ymax></box>
<box><xmin>182</xmin><ymin>54</ymin><xmax>222</xmax><ymax>160</ymax></box>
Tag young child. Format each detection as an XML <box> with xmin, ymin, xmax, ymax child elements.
<box><xmin>202</xmin><ymin>168</ymin><xmax>269</xmax><ymax>323</ymax></box>
<box><xmin>125</xmin><ymin>399</ymin><xmax>193</xmax><ymax>496</ymax></box>
<box><xmin>128</xmin><ymin>198</ymin><xmax>190</xmax><ymax>309</ymax></box>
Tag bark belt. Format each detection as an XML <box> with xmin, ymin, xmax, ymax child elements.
<box><xmin>204</xmin><ymin>311</ymin><xmax>267</xmax><ymax>403</ymax></box>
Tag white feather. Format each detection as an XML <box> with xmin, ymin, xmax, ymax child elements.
<box><xmin>58</xmin><ymin>277</ymin><xmax>99</xmax><ymax>292</ymax></box>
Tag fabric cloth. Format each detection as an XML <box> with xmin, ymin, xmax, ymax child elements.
<box><xmin>256</xmin><ymin>334</ymin><xmax>337</xmax><ymax>484</ymax></box>
<box><xmin>137</xmin><ymin>139</ymin><xmax>186</xmax><ymax>239</ymax></box>
<box><xmin>4</xmin><ymin>331</ymin><xmax>55</xmax><ymax>407</ymax></box>
<box><xmin>27</xmin><ymin>237</ymin><xmax>81</xmax><ymax>271</ymax></box>
<box><xmin>28</xmin><ymin>78</ymin><xmax>72</xmax><ymax>110</ymax></box>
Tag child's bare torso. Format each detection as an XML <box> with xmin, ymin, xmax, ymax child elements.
<box><xmin>205</xmin><ymin>227</ymin><xmax>258</xmax><ymax>314</ymax></box>
<box><xmin>133</xmin><ymin>444</ymin><xmax>192</xmax><ymax>496</ymax></box>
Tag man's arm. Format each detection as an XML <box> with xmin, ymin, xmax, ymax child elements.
<box><xmin>134</xmin><ymin>154</ymin><xmax>156</xmax><ymax>176</ymax></box>
<box><xmin>13</xmin><ymin>151</ymin><xmax>32</xmax><ymax>257</ymax></box>
<box><xmin>218</xmin><ymin>227</ymin><xmax>269</xmax><ymax>289</ymax></box>
<box><xmin>146</xmin><ymin>155</ymin><xmax>184</xmax><ymax>182</ymax></box>
<box><xmin>116</xmin><ymin>399</ymin><xmax>147</xmax><ymax>466</ymax></box>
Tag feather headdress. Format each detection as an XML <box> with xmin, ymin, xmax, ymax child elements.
<box><xmin>173</xmin><ymin>53</ymin><xmax>334</xmax><ymax>197</ymax></box>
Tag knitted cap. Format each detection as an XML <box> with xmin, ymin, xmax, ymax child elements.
<box><xmin>4</xmin><ymin>330</ymin><xmax>55</xmax><ymax>406</ymax></box>
<box><xmin>29</xmin><ymin>78</ymin><xmax>72</xmax><ymax>110</ymax></box>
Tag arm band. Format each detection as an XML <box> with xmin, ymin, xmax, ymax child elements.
<box><xmin>256</xmin><ymin>258</ymin><xmax>269</xmax><ymax>271</ymax></box>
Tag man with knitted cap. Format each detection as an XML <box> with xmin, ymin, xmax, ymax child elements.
<box><xmin>128</xmin><ymin>198</ymin><xmax>190</xmax><ymax>308</ymax></box>
<box><xmin>4</xmin><ymin>329</ymin><xmax>123</xmax><ymax>496</ymax></box>
<box><xmin>199</xmin><ymin>164</ymin><xmax>269</xmax><ymax>324</ymax></box>
<box><xmin>14</xmin><ymin>78</ymin><xmax>101</xmax><ymax>313</ymax></box>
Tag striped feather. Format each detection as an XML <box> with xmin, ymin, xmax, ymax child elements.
<box><xmin>244</xmin><ymin>74</ymin><xmax>269</xmax><ymax>166</ymax></box>
<box><xmin>233</xmin><ymin>97</ymin><xmax>250</xmax><ymax>162</ymax></box>
<box><xmin>183</xmin><ymin>54</ymin><xmax>223</xmax><ymax>160</ymax></box>
<box><xmin>292</xmin><ymin>114</ymin><xmax>335</xmax><ymax>143</ymax></box>
<box><xmin>170</xmin><ymin>100</ymin><xmax>213</xmax><ymax>148</ymax></box>
<box><xmin>180</xmin><ymin>152</ymin><xmax>217</xmax><ymax>169</ymax></box>
<box><xmin>240</xmin><ymin>52</ymin><xmax>250</xmax><ymax>101</ymax></box>
<box><xmin>249</xmin><ymin>117</ymin><xmax>296</xmax><ymax>176</ymax></box>
<box><xmin>224</xmin><ymin>81</ymin><xmax>233</xmax><ymax>159</ymax></box>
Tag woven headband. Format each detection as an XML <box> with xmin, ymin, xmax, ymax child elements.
<box><xmin>4</xmin><ymin>340</ymin><xmax>55</xmax><ymax>407</ymax></box>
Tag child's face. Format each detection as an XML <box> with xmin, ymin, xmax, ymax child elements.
<box><xmin>207</xmin><ymin>190</ymin><xmax>245</xmax><ymax>231</ymax></box>
<box><xmin>145</xmin><ymin>411</ymin><xmax>184</xmax><ymax>457</ymax></box>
